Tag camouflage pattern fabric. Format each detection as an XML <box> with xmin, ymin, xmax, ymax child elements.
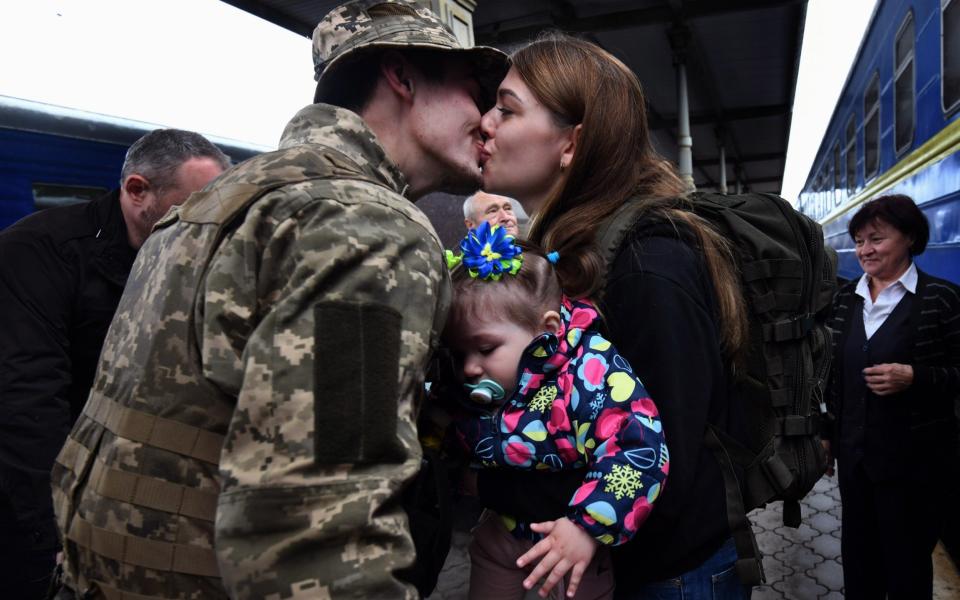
<box><xmin>51</xmin><ymin>103</ymin><xmax>451</xmax><ymax>599</ymax></box>
<box><xmin>312</xmin><ymin>0</ymin><xmax>507</xmax><ymax>108</ymax></box>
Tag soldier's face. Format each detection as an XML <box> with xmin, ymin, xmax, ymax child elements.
<box><xmin>409</xmin><ymin>59</ymin><xmax>486</xmax><ymax>195</ymax></box>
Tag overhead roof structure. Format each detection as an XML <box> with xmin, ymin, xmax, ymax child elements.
<box><xmin>221</xmin><ymin>0</ymin><xmax>806</xmax><ymax>194</ymax></box>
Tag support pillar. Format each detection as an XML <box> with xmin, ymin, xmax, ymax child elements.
<box><xmin>718</xmin><ymin>143</ymin><xmax>728</xmax><ymax>195</ymax></box>
<box><xmin>669</xmin><ymin>24</ymin><xmax>695</xmax><ymax>192</ymax></box>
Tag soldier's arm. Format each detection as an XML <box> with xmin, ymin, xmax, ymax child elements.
<box><xmin>210</xmin><ymin>191</ymin><xmax>448</xmax><ymax>599</ymax></box>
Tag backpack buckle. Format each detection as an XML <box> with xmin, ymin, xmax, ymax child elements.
<box><xmin>778</xmin><ymin>415</ymin><xmax>818</xmax><ymax>436</ymax></box>
<box><xmin>761</xmin><ymin>454</ymin><xmax>794</xmax><ymax>491</ymax></box>
<box><xmin>762</xmin><ymin>314</ymin><xmax>814</xmax><ymax>342</ymax></box>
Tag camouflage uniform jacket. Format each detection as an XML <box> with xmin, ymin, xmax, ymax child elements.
<box><xmin>51</xmin><ymin>103</ymin><xmax>451</xmax><ymax>600</ymax></box>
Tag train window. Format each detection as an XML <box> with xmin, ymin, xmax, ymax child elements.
<box><xmin>945</xmin><ymin>0</ymin><xmax>960</xmax><ymax>112</ymax></box>
<box><xmin>845</xmin><ymin>116</ymin><xmax>856</xmax><ymax>195</ymax></box>
<box><xmin>833</xmin><ymin>144</ymin><xmax>841</xmax><ymax>206</ymax></box>
<box><xmin>864</xmin><ymin>72</ymin><xmax>880</xmax><ymax>180</ymax></box>
<box><xmin>32</xmin><ymin>184</ymin><xmax>107</xmax><ymax>211</ymax></box>
<box><xmin>894</xmin><ymin>12</ymin><xmax>915</xmax><ymax>154</ymax></box>
<box><xmin>816</xmin><ymin>169</ymin><xmax>826</xmax><ymax>215</ymax></box>
<box><xmin>863</xmin><ymin>73</ymin><xmax>880</xmax><ymax>181</ymax></box>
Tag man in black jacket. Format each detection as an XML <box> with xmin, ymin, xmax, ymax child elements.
<box><xmin>0</xmin><ymin>128</ymin><xmax>230</xmax><ymax>599</ymax></box>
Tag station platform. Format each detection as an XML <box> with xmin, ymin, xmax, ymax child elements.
<box><xmin>427</xmin><ymin>474</ymin><xmax>960</xmax><ymax>599</ymax></box>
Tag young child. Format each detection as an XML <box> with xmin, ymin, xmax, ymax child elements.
<box><xmin>444</xmin><ymin>222</ymin><xmax>669</xmax><ymax>600</ymax></box>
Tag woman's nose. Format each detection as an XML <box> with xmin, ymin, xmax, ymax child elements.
<box><xmin>480</xmin><ymin>109</ymin><xmax>497</xmax><ymax>139</ymax></box>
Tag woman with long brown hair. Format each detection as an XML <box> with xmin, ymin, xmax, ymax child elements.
<box><xmin>473</xmin><ymin>33</ymin><xmax>751</xmax><ymax>599</ymax></box>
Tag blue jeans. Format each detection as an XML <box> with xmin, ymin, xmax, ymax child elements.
<box><xmin>614</xmin><ymin>538</ymin><xmax>752</xmax><ymax>599</ymax></box>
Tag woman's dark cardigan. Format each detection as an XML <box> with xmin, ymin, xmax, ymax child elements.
<box><xmin>826</xmin><ymin>269</ymin><xmax>960</xmax><ymax>480</ymax></box>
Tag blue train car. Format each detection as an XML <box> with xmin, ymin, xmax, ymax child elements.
<box><xmin>797</xmin><ymin>0</ymin><xmax>960</xmax><ymax>284</ymax></box>
<box><xmin>0</xmin><ymin>95</ymin><xmax>268</xmax><ymax>231</ymax></box>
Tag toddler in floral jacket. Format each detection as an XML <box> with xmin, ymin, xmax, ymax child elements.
<box><xmin>444</xmin><ymin>223</ymin><xmax>669</xmax><ymax>599</ymax></box>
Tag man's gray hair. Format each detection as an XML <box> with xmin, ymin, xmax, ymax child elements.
<box><xmin>463</xmin><ymin>193</ymin><xmax>478</xmax><ymax>220</ymax></box>
<box><xmin>120</xmin><ymin>129</ymin><xmax>231</xmax><ymax>191</ymax></box>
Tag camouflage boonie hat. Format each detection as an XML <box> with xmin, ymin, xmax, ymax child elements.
<box><xmin>313</xmin><ymin>0</ymin><xmax>508</xmax><ymax>107</ymax></box>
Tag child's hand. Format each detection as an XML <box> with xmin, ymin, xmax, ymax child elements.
<box><xmin>517</xmin><ymin>517</ymin><xmax>598</xmax><ymax>598</ymax></box>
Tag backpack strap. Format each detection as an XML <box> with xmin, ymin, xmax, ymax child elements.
<box><xmin>596</xmin><ymin>194</ymin><xmax>768</xmax><ymax>585</ymax></box>
<box><xmin>594</xmin><ymin>196</ymin><xmax>652</xmax><ymax>289</ymax></box>
<box><xmin>705</xmin><ymin>425</ymin><xmax>766</xmax><ymax>585</ymax></box>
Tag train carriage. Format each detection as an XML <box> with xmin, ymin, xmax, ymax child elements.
<box><xmin>0</xmin><ymin>95</ymin><xmax>267</xmax><ymax>230</ymax></box>
<box><xmin>798</xmin><ymin>0</ymin><xmax>960</xmax><ymax>284</ymax></box>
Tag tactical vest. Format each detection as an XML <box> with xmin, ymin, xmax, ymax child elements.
<box><xmin>51</xmin><ymin>147</ymin><xmax>382</xmax><ymax>599</ymax></box>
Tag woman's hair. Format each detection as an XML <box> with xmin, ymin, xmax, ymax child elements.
<box><xmin>514</xmin><ymin>33</ymin><xmax>747</xmax><ymax>359</ymax></box>
<box><xmin>847</xmin><ymin>194</ymin><xmax>929</xmax><ymax>256</ymax></box>
<box><xmin>446</xmin><ymin>241</ymin><xmax>563</xmax><ymax>337</ymax></box>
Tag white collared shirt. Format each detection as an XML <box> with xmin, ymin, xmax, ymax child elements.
<box><xmin>854</xmin><ymin>262</ymin><xmax>918</xmax><ymax>339</ymax></box>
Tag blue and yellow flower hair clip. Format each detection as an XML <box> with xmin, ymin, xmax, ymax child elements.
<box><xmin>444</xmin><ymin>221</ymin><xmax>523</xmax><ymax>281</ymax></box>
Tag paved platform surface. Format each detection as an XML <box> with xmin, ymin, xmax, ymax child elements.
<box><xmin>427</xmin><ymin>474</ymin><xmax>960</xmax><ymax>599</ymax></box>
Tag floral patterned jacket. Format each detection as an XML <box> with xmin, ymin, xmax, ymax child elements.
<box><xmin>455</xmin><ymin>297</ymin><xmax>669</xmax><ymax>545</ymax></box>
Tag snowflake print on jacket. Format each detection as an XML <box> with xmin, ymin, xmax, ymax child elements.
<box><xmin>455</xmin><ymin>297</ymin><xmax>669</xmax><ymax>546</ymax></box>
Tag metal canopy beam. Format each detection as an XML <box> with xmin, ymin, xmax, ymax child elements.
<box><xmin>648</xmin><ymin>106</ymin><xmax>793</xmax><ymax>135</ymax></box>
<box><xmin>694</xmin><ymin>152</ymin><xmax>783</xmax><ymax>167</ymax></box>
<box><xmin>641</xmin><ymin>103</ymin><xmax>792</xmax><ymax>133</ymax></box>
<box><xmin>475</xmin><ymin>0</ymin><xmax>803</xmax><ymax>45</ymax></box>
<box><xmin>221</xmin><ymin>0</ymin><xmax>314</xmax><ymax>36</ymax></box>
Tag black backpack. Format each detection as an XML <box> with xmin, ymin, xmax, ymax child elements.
<box><xmin>595</xmin><ymin>192</ymin><xmax>837</xmax><ymax>585</ymax></box>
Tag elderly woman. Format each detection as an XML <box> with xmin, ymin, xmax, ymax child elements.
<box><xmin>826</xmin><ymin>194</ymin><xmax>960</xmax><ymax>599</ymax></box>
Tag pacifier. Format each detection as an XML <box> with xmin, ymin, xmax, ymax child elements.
<box><xmin>464</xmin><ymin>379</ymin><xmax>505</xmax><ymax>405</ymax></box>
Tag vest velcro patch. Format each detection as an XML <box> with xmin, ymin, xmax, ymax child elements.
<box><xmin>314</xmin><ymin>301</ymin><xmax>404</xmax><ymax>464</ymax></box>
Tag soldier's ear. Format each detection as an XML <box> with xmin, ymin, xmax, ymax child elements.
<box><xmin>381</xmin><ymin>51</ymin><xmax>415</xmax><ymax>102</ymax></box>
<box><xmin>122</xmin><ymin>175</ymin><xmax>150</xmax><ymax>204</ymax></box>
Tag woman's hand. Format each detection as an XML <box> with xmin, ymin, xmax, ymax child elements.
<box><xmin>517</xmin><ymin>517</ymin><xmax>598</xmax><ymax>598</ymax></box>
<box><xmin>863</xmin><ymin>363</ymin><xmax>914</xmax><ymax>395</ymax></box>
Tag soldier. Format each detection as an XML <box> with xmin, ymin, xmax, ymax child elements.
<box><xmin>0</xmin><ymin>128</ymin><xmax>227</xmax><ymax>600</ymax></box>
<box><xmin>50</xmin><ymin>1</ymin><xmax>507</xmax><ymax>599</ymax></box>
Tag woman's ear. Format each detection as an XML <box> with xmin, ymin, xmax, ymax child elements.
<box><xmin>559</xmin><ymin>124</ymin><xmax>582</xmax><ymax>171</ymax></box>
<box><xmin>541</xmin><ymin>310</ymin><xmax>562</xmax><ymax>335</ymax></box>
